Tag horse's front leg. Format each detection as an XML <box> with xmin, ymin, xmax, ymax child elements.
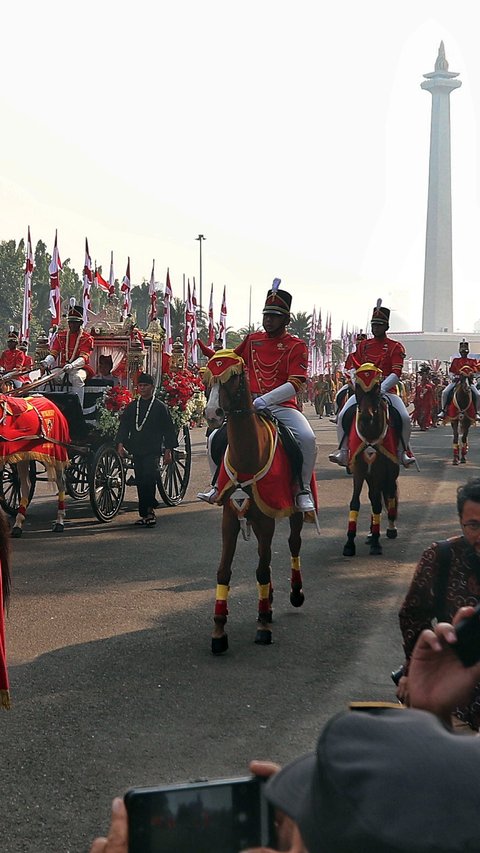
<box><xmin>52</xmin><ymin>469</ymin><xmax>66</xmax><ymax>533</ymax></box>
<box><xmin>250</xmin><ymin>513</ymin><xmax>275</xmax><ymax>645</ymax></box>
<box><xmin>288</xmin><ymin>511</ymin><xmax>305</xmax><ymax>607</ymax></box>
<box><xmin>452</xmin><ymin>421</ymin><xmax>459</xmax><ymax>465</ymax></box>
<box><xmin>212</xmin><ymin>506</ymin><xmax>240</xmax><ymax>655</ymax></box>
<box><xmin>460</xmin><ymin>422</ymin><xmax>469</xmax><ymax>463</ymax></box>
<box><xmin>343</xmin><ymin>472</ymin><xmax>362</xmax><ymax>556</ymax></box>
<box><xmin>367</xmin><ymin>481</ymin><xmax>383</xmax><ymax>555</ymax></box>
<box><xmin>12</xmin><ymin>461</ymin><xmax>30</xmax><ymax>538</ymax></box>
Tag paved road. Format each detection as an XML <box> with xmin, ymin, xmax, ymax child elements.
<box><xmin>1</xmin><ymin>410</ymin><xmax>479</xmax><ymax>852</ymax></box>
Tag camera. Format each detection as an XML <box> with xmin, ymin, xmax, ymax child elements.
<box><xmin>453</xmin><ymin>603</ymin><xmax>480</xmax><ymax>667</ymax></box>
<box><xmin>124</xmin><ymin>775</ymin><xmax>275</xmax><ymax>853</ymax></box>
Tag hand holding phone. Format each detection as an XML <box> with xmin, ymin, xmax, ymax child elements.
<box><xmin>453</xmin><ymin>603</ymin><xmax>480</xmax><ymax>667</ymax></box>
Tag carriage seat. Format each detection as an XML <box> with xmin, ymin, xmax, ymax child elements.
<box><xmin>40</xmin><ymin>392</ymin><xmax>90</xmax><ymax>441</ymax></box>
<box><xmin>83</xmin><ymin>378</ymin><xmax>115</xmax><ymax>423</ymax></box>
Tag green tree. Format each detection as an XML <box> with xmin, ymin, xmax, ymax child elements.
<box><xmin>0</xmin><ymin>239</ymin><xmax>25</xmax><ymax>335</ymax></box>
<box><xmin>289</xmin><ymin>311</ymin><xmax>312</xmax><ymax>342</ymax></box>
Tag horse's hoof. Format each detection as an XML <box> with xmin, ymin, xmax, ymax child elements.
<box><xmin>290</xmin><ymin>587</ymin><xmax>305</xmax><ymax>608</ymax></box>
<box><xmin>52</xmin><ymin>523</ymin><xmax>64</xmax><ymax>533</ymax></box>
<box><xmin>254</xmin><ymin>629</ymin><xmax>272</xmax><ymax>645</ymax></box>
<box><xmin>452</xmin><ymin>459</ymin><xmax>459</xmax><ymax>466</ymax></box>
<box><xmin>11</xmin><ymin>526</ymin><xmax>22</xmax><ymax>538</ymax></box>
<box><xmin>386</xmin><ymin>528</ymin><xmax>398</xmax><ymax>539</ymax></box>
<box><xmin>211</xmin><ymin>635</ymin><xmax>228</xmax><ymax>655</ymax></box>
<box><xmin>343</xmin><ymin>543</ymin><xmax>356</xmax><ymax>557</ymax></box>
<box><xmin>460</xmin><ymin>457</ymin><xmax>467</xmax><ymax>464</ymax></box>
<box><xmin>369</xmin><ymin>544</ymin><xmax>383</xmax><ymax>555</ymax></box>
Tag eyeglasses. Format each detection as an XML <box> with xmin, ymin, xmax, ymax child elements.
<box><xmin>462</xmin><ymin>521</ymin><xmax>480</xmax><ymax>533</ymax></box>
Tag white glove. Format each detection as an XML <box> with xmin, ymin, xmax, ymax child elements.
<box><xmin>380</xmin><ymin>372</ymin><xmax>399</xmax><ymax>394</ymax></box>
<box><xmin>253</xmin><ymin>396</ymin><xmax>267</xmax><ymax>411</ymax></box>
<box><xmin>63</xmin><ymin>363</ymin><xmax>73</xmax><ymax>372</ymax></box>
<box><xmin>42</xmin><ymin>354</ymin><xmax>55</xmax><ymax>369</ymax></box>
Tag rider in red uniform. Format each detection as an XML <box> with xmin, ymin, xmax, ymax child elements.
<box><xmin>412</xmin><ymin>365</ymin><xmax>434</xmax><ymax>430</ymax></box>
<box><xmin>17</xmin><ymin>340</ymin><xmax>35</xmax><ymax>383</ymax></box>
<box><xmin>197</xmin><ymin>281</ymin><xmax>317</xmax><ymax>511</ymax></box>
<box><xmin>40</xmin><ymin>302</ymin><xmax>94</xmax><ymax>406</ymax></box>
<box><xmin>438</xmin><ymin>340</ymin><xmax>480</xmax><ymax>418</ymax></box>
<box><xmin>0</xmin><ymin>327</ymin><xmax>26</xmax><ymax>388</ymax></box>
<box><xmin>329</xmin><ymin>300</ymin><xmax>416</xmax><ymax>468</ymax></box>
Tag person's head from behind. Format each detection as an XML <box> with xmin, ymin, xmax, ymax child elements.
<box><xmin>457</xmin><ymin>478</ymin><xmax>480</xmax><ymax>554</ymax></box>
<box><xmin>264</xmin><ymin>707</ymin><xmax>480</xmax><ymax>853</ymax></box>
<box><xmin>98</xmin><ymin>354</ymin><xmax>113</xmax><ymax>376</ymax></box>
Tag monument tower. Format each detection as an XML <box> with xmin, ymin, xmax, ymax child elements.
<box><xmin>421</xmin><ymin>42</ymin><xmax>461</xmax><ymax>333</ymax></box>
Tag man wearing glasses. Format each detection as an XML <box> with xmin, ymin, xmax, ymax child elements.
<box><xmin>397</xmin><ymin>477</ymin><xmax>480</xmax><ymax>731</ymax></box>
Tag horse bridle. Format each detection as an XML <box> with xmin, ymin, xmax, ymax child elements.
<box><xmin>219</xmin><ymin>371</ymin><xmax>254</xmax><ymax>417</ymax></box>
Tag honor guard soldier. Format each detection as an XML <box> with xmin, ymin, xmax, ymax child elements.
<box><xmin>330</xmin><ymin>299</ymin><xmax>416</xmax><ymax>468</ymax></box>
<box><xmin>0</xmin><ymin>327</ymin><xmax>26</xmax><ymax>387</ymax></box>
<box><xmin>40</xmin><ymin>300</ymin><xmax>94</xmax><ymax>406</ymax></box>
<box><xmin>198</xmin><ymin>279</ymin><xmax>317</xmax><ymax>512</ymax></box>
<box><xmin>438</xmin><ymin>339</ymin><xmax>480</xmax><ymax>419</ymax></box>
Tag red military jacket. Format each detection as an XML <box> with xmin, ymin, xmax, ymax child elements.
<box><xmin>449</xmin><ymin>356</ymin><xmax>479</xmax><ymax>376</ymax></box>
<box><xmin>49</xmin><ymin>329</ymin><xmax>94</xmax><ymax>376</ymax></box>
<box><xmin>0</xmin><ymin>348</ymin><xmax>25</xmax><ymax>373</ymax></box>
<box><xmin>235</xmin><ymin>330</ymin><xmax>308</xmax><ymax>409</ymax></box>
<box><xmin>355</xmin><ymin>336</ymin><xmax>405</xmax><ymax>379</ymax></box>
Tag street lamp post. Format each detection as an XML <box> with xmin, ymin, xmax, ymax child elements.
<box><xmin>196</xmin><ymin>234</ymin><xmax>206</xmax><ymax>319</ymax></box>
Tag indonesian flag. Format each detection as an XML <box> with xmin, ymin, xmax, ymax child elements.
<box><xmin>219</xmin><ymin>285</ymin><xmax>227</xmax><ymax>348</ymax></box>
<box><xmin>163</xmin><ymin>267</ymin><xmax>173</xmax><ymax>355</ymax></box>
<box><xmin>207</xmin><ymin>283</ymin><xmax>215</xmax><ymax>347</ymax></box>
<box><xmin>108</xmin><ymin>251</ymin><xmax>115</xmax><ymax>296</ymax></box>
<box><xmin>148</xmin><ymin>259</ymin><xmax>157</xmax><ymax>322</ymax></box>
<box><xmin>83</xmin><ymin>238</ymin><xmax>93</xmax><ymax>325</ymax></box>
<box><xmin>190</xmin><ymin>278</ymin><xmax>198</xmax><ymax>365</ymax></box>
<box><xmin>308</xmin><ymin>306</ymin><xmax>317</xmax><ymax>377</ymax></box>
<box><xmin>95</xmin><ymin>264</ymin><xmax>110</xmax><ymax>294</ymax></box>
<box><xmin>21</xmin><ymin>226</ymin><xmax>34</xmax><ymax>344</ymax></box>
<box><xmin>184</xmin><ymin>280</ymin><xmax>194</xmax><ymax>362</ymax></box>
<box><xmin>48</xmin><ymin>230</ymin><xmax>62</xmax><ymax>327</ymax></box>
<box><xmin>120</xmin><ymin>257</ymin><xmax>131</xmax><ymax>318</ymax></box>
<box><xmin>325</xmin><ymin>313</ymin><xmax>332</xmax><ymax>373</ymax></box>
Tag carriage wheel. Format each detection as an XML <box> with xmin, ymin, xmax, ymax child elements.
<box><xmin>65</xmin><ymin>453</ymin><xmax>90</xmax><ymax>500</ymax></box>
<box><xmin>0</xmin><ymin>462</ymin><xmax>37</xmax><ymax>516</ymax></box>
<box><xmin>156</xmin><ymin>424</ymin><xmax>192</xmax><ymax>506</ymax></box>
<box><xmin>89</xmin><ymin>445</ymin><xmax>126</xmax><ymax>522</ymax></box>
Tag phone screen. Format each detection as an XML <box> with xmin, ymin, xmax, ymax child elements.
<box><xmin>125</xmin><ymin>776</ymin><xmax>274</xmax><ymax>853</ymax></box>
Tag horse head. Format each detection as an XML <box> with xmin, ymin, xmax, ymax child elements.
<box><xmin>204</xmin><ymin>350</ymin><xmax>249</xmax><ymax>428</ymax></box>
<box><xmin>454</xmin><ymin>365</ymin><xmax>474</xmax><ymax>414</ymax></box>
<box><xmin>354</xmin><ymin>363</ymin><xmax>385</xmax><ymax>440</ymax></box>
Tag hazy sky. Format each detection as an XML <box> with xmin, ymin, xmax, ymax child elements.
<box><xmin>1</xmin><ymin>1</ymin><xmax>479</xmax><ymax>335</ymax></box>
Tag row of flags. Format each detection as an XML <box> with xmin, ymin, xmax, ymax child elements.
<box><xmin>19</xmin><ymin>229</ymin><xmax>228</xmax><ymax>363</ymax></box>
<box><xmin>307</xmin><ymin>309</ymin><xmax>363</xmax><ymax>377</ymax></box>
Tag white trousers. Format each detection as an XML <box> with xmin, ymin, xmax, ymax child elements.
<box><xmin>442</xmin><ymin>381</ymin><xmax>480</xmax><ymax>410</ymax></box>
<box><xmin>40</xmin><ymin>369</ymin><xmax>87</xmax><ymax>407</ymax></box>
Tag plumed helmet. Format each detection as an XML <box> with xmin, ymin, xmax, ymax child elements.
<box><xmin>459</xmin><ymin>339</ymin><xmax>469</xmax><ymax>349</ymax></box>
<box><xmin>7</xmin><ymin>326</ymin><xmax>19</xmax><ymax>341</ymax></box>
<box><xmin>263</xmin><ymin>278</ymin><xmax>292</xmax><ymax>316</ymax></box>
<box><xmin>371</xmin><ymin>298</ymin><xmax>390</xmax><ymax>325</ymax></box>
<box><xmin>67</xmin><ymin>297</ymin><xmax>83</xmax><ymax>323</ymax></box>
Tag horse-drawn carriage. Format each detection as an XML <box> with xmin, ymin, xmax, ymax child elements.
<box><xmin>0</xmin><ymin>303</ymin><xmax>194</xmax><ymax>531</ymax></box>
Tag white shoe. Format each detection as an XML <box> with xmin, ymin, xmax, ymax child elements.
<box><xmin>329</xmin><ymin>448</ymin><xmax>348</xmax><ymax>467</ymax></box>
<box><xmin>401</xmin><ymin>451</ymin><xmax>416</xmax><ymax>468</ymax></box>
<box><xmin>197</xmin><ymin>487</ymin><xmax>218</xmax><ymax>504</ymax></box>
<box><xmin>437</xmin><ymin>410</ymin><xmax>445</xmax><ymax>419</ymax></box>
<box><xmin>295</xmin><ymin>490</ymin><xmax>315</xmax><ymax>512</ymax></box>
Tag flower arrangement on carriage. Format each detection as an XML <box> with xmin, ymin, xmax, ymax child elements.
<box><xmin>157</xmin><ymin>369</ymin><xmax>206</xmax><ymax>431</ymax></box>
<box><xmin>96</xmin><ymin>385</ymin><xmax>133</xmax><ymax>439</ymax></box>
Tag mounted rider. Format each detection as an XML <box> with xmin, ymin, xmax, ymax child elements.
<box><xmin>39</xmin><ymin>300</ymin><xmax>94</xmax><ymax>406</ymax></box>
<box><xmin>332</xmin><ymin>330</ymin><xmax>368</xmax><ymax>420</ymax></box>
<box><xmin>0</xmin><ymin>327</ymin><xmax>26</xmax><ymax>388</ymax></box>
<box><xmin>438</xmin><ymin>339</ymin><xmax>480</xmax><ymax>420</ymax></box>
<box><xmin>329</xmin><ymin>299</ymin><xmax>416</xmax><ymax>468</ymax></box>
<box><xmin>198</xmin><ymin>280</ymin><xmax>317</xmax><ymax>512</ymax></box>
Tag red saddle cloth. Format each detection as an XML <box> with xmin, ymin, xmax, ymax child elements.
<box><xmin>349</xmin><ymin>404</ymin><xmax>398</xmax><ymax>466</ymax></box>
<box><xmin>216</xmin><ymin>418</ymin><xmax>318</xmax><ymax>518</ymax></box>
<box><xmin>0</xmin><ymin>395</ymin><xmax>70</xmax><ymax>466</ymax></box>
<box><xmin>445</xmin><ymin>391</ymin><xmax>476</xmax><ymax>424</ymax></box>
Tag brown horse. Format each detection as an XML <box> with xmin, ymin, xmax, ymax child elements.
<box><xmin>444</xmin><ymin>371</ymin><xmax>476</xmax><ymax>465</ymax></box>
<box><xmin>342</xmin><ymin>364</ymin><xmax>400</xmax><ymax>557</ymax></box>
<box><xmin>204</xmin><ymin>351</ymin><xmax>310</xmax><ymax>654</ymax></box>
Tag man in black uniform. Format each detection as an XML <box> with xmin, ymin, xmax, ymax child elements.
<box><xmin>116</xmin><ymin>373</ymin><xmax>177</xmax><ymax>527</ymax></box>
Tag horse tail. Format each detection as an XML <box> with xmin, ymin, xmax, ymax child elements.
<box><xmin>0</xmin><ymin>508</ymin><xmax>11</xmax><ymax>609</ymax></box>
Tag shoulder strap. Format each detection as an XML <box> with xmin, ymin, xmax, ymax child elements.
<box><xmin>433</xmin><ymin>539</ymin><xmax>452</xmax><ymax>623</ymax></box>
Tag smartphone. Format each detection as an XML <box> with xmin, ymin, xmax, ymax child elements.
<box><xmin>453</xmin><ymin>603</ymin><xmax>480</xmax><ymax>666</ymax></box>
<box><xmin>124</xmin><ymin>775</ymin><xmax>276</xmax><ymax>853</ymax></box>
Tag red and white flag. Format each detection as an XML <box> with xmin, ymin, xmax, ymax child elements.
<box><xmin>190</xmin><ymin>278</ymin><xmax>198</xmax><ymax>365</ymax></box>
<box><xmin>108</xmin><ymin>251</ymin><xmax>115</xmax><ymax>296</ymax></box>
<box><xmin>48</xmin><ymin>230</ymin><xmax>62</xmax><ymax>327</ymax></box>
<box><xmin>83</xmin><ymin>238</ymin><xmax>93</xmax><ymax>326</ymax></box>
<box><xmin>308</xmin><ymin>306</ymin><xmax>317</xmax><ymax>377</ymax></box>
<box><xmin>207</xmin><ymin>283</ymin><xmax>215</xmax><ymax>347</ymax></box>
<box><xmin>325</xmin><ymin>313</ymin><xmax>332</xmax><ymax>373</ymax></box>
<box><xmin>219</xmin><ymin>285</ymin><xmax>227</xmax><ymax>348</ymax></box>
<box><xmin>184</xmin><ymin>280</ymin><xmax>194</xmax><ymax>362</ymax></box>
<box><xmin>163</xmin><ymin>268</ymin><xmax>173</xmax><ymax>355</ymax></box>
<box><xmin>120</xmin><ymin>257</ymin><xmax>131</xmax><ymax>318</ymax></box>
<box><xmin>148</xmin><ymin>259</ymin><xmax>157</xmax><ymax>323</ymax></box>
<box><xmin>21</xmin><ymin>226</ymin><xmax>34</xmax><ymax>344</ymax></box>
<box><xmin>95</xmin><ymin>263</ymin><xmax>110</xmax><ymax>294</ymax></box>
